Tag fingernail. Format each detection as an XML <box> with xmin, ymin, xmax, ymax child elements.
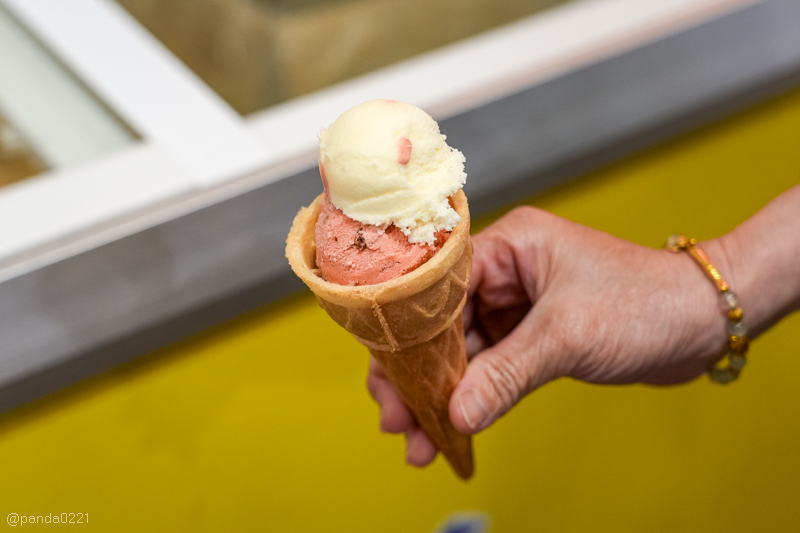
<box><xmin>457</xmin><ymin>389</ymin><xmax>488</xmax><ymax>431</ymax></box>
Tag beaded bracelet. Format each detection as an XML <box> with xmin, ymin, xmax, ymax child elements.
<box><xmin>666</xmin><ymin>235</ymin><xmax>749</xmax><ymax>384</ymax></box>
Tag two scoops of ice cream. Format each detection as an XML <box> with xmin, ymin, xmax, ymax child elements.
<box><xmin>286</xmin><ymin>99</ymin><xmax>474</xmax><ymax>479</ymax></box>
<box><xmin>315</xmin><ymin>99</ymin><xmax>466</xmax><ymax>285</ymax></box>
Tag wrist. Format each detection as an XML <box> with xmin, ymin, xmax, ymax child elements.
<box><xmin>642</xmin><ymin>240</ymin><xmax>730</xmax><ymax>385</ymax></box>
<box><xmin>714</xmin><ymin>185</ymin><xmax>800</xmax><ymax>337</ymax></box>
<box><xmin>715</xmin><ymin>228</ymin><xmax>800</xmax><ymax>339</ymax></box>
<box><xmin>649</xmin><ymin>236</ymin><xmax>745</xmax><ymax>384</ymax></box>
<box><xmin>679</xmin><ymin>238</ymin><xmax>732</xmax><ymax>366</ymax></box>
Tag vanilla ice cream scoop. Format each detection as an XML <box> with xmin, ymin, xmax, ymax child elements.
<box><xmin>318</xmin><ymin>99</ymin><xmax>466</xmax><ymax>244</ymax></box>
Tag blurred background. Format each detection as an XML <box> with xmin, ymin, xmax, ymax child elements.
<box><xmin>0</xmin><ymin>0</ymin><xmax>798</xmax><ymax>531</ymax></box>
<box><xmin>118</xmin><ymin>0</ymin><xmax>569</xmax><ymax>115</ymax></box>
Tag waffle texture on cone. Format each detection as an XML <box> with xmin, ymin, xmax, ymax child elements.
<box><xmin>286</xmin><ymin>190</ymin><xmax>471</xmax><ymax>352</ymax></box>
<box><xmin>286</xmin><ymin>189</ymin><xmax>474</xmax><ymax>479</ymax></box>
<box><xmin>370</xmin><ymin>315</ymin><xmax>473</xmax><ymax>479</ymax></box>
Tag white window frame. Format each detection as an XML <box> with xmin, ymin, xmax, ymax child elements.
<box><xmin>0</xmin><ymin>0</ymin><xmax>757</xmax><ymax>266</ymax></box>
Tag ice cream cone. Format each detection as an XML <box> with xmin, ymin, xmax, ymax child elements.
<box><xmin>286</xmin><ymin>189</ymin><xmax>473</xmax><ymax>479</ymax></box>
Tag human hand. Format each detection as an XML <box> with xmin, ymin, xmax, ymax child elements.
<box><xmin>367</xmin><ymin>205</ymin><xmax>735</xmax><ymax>467</ymax></box>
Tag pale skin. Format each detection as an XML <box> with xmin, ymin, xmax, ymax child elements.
<box><xmin>367</xmin><ymin>184</ymin><xmax>800</xmax><ymax>466</ymax></box>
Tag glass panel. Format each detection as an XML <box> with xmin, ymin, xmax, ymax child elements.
<box><xmin>116</xmin><ymin>0</ymin><xmax>574</xmax><ymax>115</ymax></box>
<box><xmin>0</xmin><ymin>4</ymin><xmax>136</xmax><ymax>188</ymax></box>
<box><xmin>0</xmin><ymin>114</ymin><xmax>45</xmax><ymax>187</ymax></box>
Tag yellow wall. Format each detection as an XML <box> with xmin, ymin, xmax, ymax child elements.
<box><xmin>1</xmin><ymin>87</ymin><xmax>799</xmax><ymax>532</ymax></box>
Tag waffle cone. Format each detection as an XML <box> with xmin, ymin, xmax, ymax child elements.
<box><xmin>286</xmin><ymin>190</ymin><xmax>473</xmax><ymax>479</ymax></box>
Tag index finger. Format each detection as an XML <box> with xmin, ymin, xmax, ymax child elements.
<box><xmin>366</xmin><ymin>357</ymin><xmax>415</xmax><ymax>434</ymax></box>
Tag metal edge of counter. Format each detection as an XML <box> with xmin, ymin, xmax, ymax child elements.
<box><xmin>1</xmin><ymin>0</ymin><xmax>799</xmax><ymax>412</ymax></box>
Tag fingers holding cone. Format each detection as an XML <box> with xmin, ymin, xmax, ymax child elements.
<box><xmin>450</xmin><ymin>308</ymin><xmax>567</xmax><ymax>435</ymax></box>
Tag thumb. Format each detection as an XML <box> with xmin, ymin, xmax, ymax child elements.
<box><xmin>449</xmin><ymin>310</ymin><xmax>565</xmax><ymax>434</ymax></box>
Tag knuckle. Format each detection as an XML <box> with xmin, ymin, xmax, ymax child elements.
<box><xmin>505</xmin><ymin>205</ymin><xmax>554</xmax><ymax>228</ymax></box>
<box><xmin>507</xmin><ymin>205</ymin><xmax>539</xmax><ymax>220</ymax></box>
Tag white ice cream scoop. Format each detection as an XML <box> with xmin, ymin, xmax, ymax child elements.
<box><xmin>318</xmin><ymin>99</ymin><xmax>466</xmax><ymax>244</ymax></box>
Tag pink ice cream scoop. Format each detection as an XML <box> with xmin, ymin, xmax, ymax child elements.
<box><xmin>315</xmin><ymin>194</ymin><xmax>449</xmax><ymax>286</ymax></box>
